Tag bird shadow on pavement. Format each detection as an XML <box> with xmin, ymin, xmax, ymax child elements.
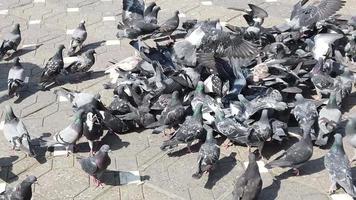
<box><xmin>260</xmin><ymin>175</ymin><xmax>282</xmax><ymax>200</ymax></box>
<box><xmin>4</xmin><ymin>44</ymin><xmax>43</xmax><ymax>61</ymax></box>
<box><xmin>204</xmin><ymin>152</ymin><xmax>237</xmax><ymax>189</ymax></box>
<box><xmin>0</xmin><ymin>156</ymin><xmax>19</xmax><ymax>183</ymax></box>
<box><xmin>75</xmin><ymin>40</ymin><xmax>106</xmax><ymax>55</ymax></box>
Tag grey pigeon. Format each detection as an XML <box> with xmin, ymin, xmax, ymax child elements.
<box><xmin>39</xmin><ymin>45</ymin><xmax>65</xmax><ymax>88</ymax></box>
<box><xmin>3</xmin><ymin>105</ymin><xmax>35</xmax><ymax>157</ymax></box>
<box><xmin>0</xmin><ymin>24</ymin><xmax>21</xmax><ymax>60</ymax></box>
<box><xmin>228</xmin><ymin>4</ymin><xmax>268</xmax><ymax>26</ymax></box>
<box><xmin>68</xmin><ymin>20</ymin><xmax>87</xmax><ymax>56</ymax></box>
<box><xmin>274</xmin><ymin>0</ymin><xmax>345</xmax><ymax>32</ymax></box>
<box><xmin>82</xmin><ymin>108</ymin><xmax>104</xmax><ymax>156</ymax></box>
<box><xmin>117</xmin><ymin>0</ymin><xmax>160</xmax><ymax>39</ymax></box>
<box><xmin>0</xmin><ymin>175</ymin><xmax>37</xmax><ymax>200</ymax></box>
<box><xmin>144</xmin><ymin>5</ymin><xmax>160</xmax><ymax>24</ymax></box>
<box><xmin>65</xmin><ymin>49</ymin><xmax>96</xmax><ymax>73</ymax></box>
<box><xmin>345</xmin><ymin>116</ymin><xmax>356</xmax><ymax>163</ymax></box>
<box><xmin>265</xmin><ymin>125</ymin><xmax>313</xmax><ymax>175</ymax></box>
<box><xmin>315</xmin><ymin>93</ymin><xmax>341</xmax><ymax>146</ymax></box>
<box><xmin>232</xmin><ymin>150</ymin><xmax>262</xmax><ymax>200</ymax></box>
<box><xmin>248</xmin><ymin>109</ymin><xmax>272</xmax><ymax>153</ymax></box>
<box><xmin>192</xmin><ymin>125</ymin><xmax>220</xmax><ymax>179</ymax></box>
<box><xmin>54</xmin><ymin>87</ymin><xmax>104</xmax><ymax>110</ymax></box>
<box><xmin>160</xmin><ymin>103</ymin><xmax>203</xmax><ymax>152</ymax></box>
<box><xmin>324</xmin><ymin>133</ymin><xmax>356</xmax><ymax>197</ymax></box>
<box><xmin>143</xmin><ymin>2</ymin><xmax>156</xmax><ymax>17</ymax></box>
<box><xmin>78</xmin><ymin>144</ymin><xmax>111</xmax><ymax>187</ymax></box>
<box><xmin>42</xmin><ymin>109</ymin><xmax>85</xmax><ymax>156</ymax></box>
<box><xmin>7</xmin><ymin>57</ymin><xmax>25</xmax><ymax>97</ymax></box>
<box><xmin>291</xmin><ymin>94</ymin><xmax>318</xmax><ymax>138</ymax></box>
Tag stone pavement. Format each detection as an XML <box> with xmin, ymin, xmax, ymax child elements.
<box><xmin>0</xmin><ymin>0</ymin><xmax>355</xmax><ymax>199</ymax></box>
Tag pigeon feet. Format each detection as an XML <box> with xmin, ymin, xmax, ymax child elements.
<box><xmin>292</xmin><ymin>168</ymin><xmax>300</xmax><ymax>176</ymax></box>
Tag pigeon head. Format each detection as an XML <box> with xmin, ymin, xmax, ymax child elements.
<box><xmin>11</xmin><ymin>23</ymin><xmax>20</xmax><ymax>34</ymax></box>
<box><xmin>79</xmin><ymin>20</ymin><xmax>86</xmax><ymax>29</ymax></box>
<box><xmin>175</xmin><ymin>10</ymin><xmax>180</xmax><ymax>15</ymax></box>
<box><xmin>14</xmin><ymin>57</ymin><xmax>21</xmax><ymax>66</ymax></box>
<box><xmin>58</xmin><ymin>44</ymin><xmax>65</xmax><ymax>51</ymax></box>
<box><xmin>153</xmin><ymin>6</ymin><xmax>161</xmax><ymax>13</ymax></box>
<box><xmin>248</xmin><ymin>151</ymin><xmax>258</xmax><ymax>165</ymax></box>
<box><xmin>24</xmin><ymin>175</ymin><xmax>37</xmax><ymax>184</ymax></box>
<box><xmin>346</xmin><ymin>117</ymin><xmax>356</xmax><ymax>136</ymax></box>
<box><xmin>99</xmin><ymin>144</ymin><xmax>111</xmax><ymax>153</ymax></box>
<box><xmin>4</xmin><ymin>105</ymin><xmax>17</xmax><ymax>122</ymax></box>
<box><xmin>294</xmin><ymin>93</ymin><xmax>304</xmax><ymax>102</ymax></box>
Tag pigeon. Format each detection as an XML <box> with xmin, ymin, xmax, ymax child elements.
<box><xmin>265</xmin><ymin>124</ymin><xmax>313</xmax><ymax>176</ymax></box>
<box><xmin>68</xmin><ymin>20</ymin><xmax>87</xmax><ymax>56</ymax></box>
<box><xmin>324</xmin><ymin>133</ymin><xmax>356</xmax><ymax>197</ymax></box>
<box><xmin>232</xmin><ymin>150</ymin><xmax>262</xmax><ymax>200</ymax></box>
<box><xmin>143</xmin><ymin>2</ymin><xmax>156</xmax><ymax>18</ymax></box>
<box><xmin>3</xmin><ymin>105</ymin><xmax>35</xmax><ymax>157</ymax></box>
<box><xmin>310</xmin><ymin>58</ymin><xmax>336</xmax><ymax>99</ymax></box>
<box><xmin>7</xmin><ymin>57</ymin><xmax>25</xmax><ymax>97</ymax></box>
<box><xmin>228</xmin><ymin>4</ymin><xmax>268</xmax><ymax>26</ymax></box>
<box><xmin>0</xmin><ymin>175</ymin><xmax>37</xmax><ymax>200</ymax></box>
<box><xmin>248</xmin><ymin>109</ymin><xmax>272</xmax><ymax>153</ymax></box>
<box><xmin>315</xmin><ymin>93</ymin><xmax>341</xmax><ymax>146</ymax></box>
<box><xmin>160</xmin><ymin>103</ymin><xmax>203</xmax><ymax>152</ymax></box>
<box><xmin>78</xmin><ymin>144</ymin><xmax>111</xmax><ymax>187</ymax></box>
<box><xmin>0</xmin><ymin>23</ymin><xmax>21</xmax><ymax>60</ymax></box>
<box><xmin>312</xmin><ymin>33</ymin><xmax>344</xmax><ymax>60</ymax></box>
<box><xmin>274</xmin><ymin>0</ymin><xmax>345</xmax><ymax>32</ymax></box>
<box><xmin>153</xmin><ymin>10</ymin><xmax>180</xmax><ymax>40</ymax></box>
<box><xmin>192</xmin><ymin>125</ymin><xmax>220</xmax><ymax>179</ymax></box>
<box><xmin>291</xmin><ymin>94</ymin><xmax>318</xmax><ymax>137</ymax></box>
<box><xmin>145</xmin><ymin>5</ymin><xmax>160</xmax><ymax>24</ymax></box>
<box><xmin>41</xmin><ymin>109</ymin><xmax>85</xmax><ymax>156</ymax></box>
<box><xmin>345</xmin><ymin>116</ymin><xmax>356</xmax><ymax>163</ymax></box>
<box><xmin>39</xmin><ymin>44</ymin><xmax>65</xmax><ymax>88</ymax></box>
<box><xmin>82</xmin><ymin>108</ymin><xmax>104</xmax><ymax>156</ymax></box>
<box><xmin>117</xmin><ymin>0</ymin><xmax>160</xmax><ymax>39</ymax></box>
<box><xmin>65</xmin><ymin>49</ymin><xmax>96</xmax><ymax>73</ymax></box>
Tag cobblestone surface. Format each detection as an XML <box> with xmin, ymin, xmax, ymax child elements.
<box><xmin>0</xmin><ymin>0</ymin><xmax>355</xmax><ymax>199</ymax></box>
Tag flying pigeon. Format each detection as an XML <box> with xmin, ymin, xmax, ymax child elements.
<box><xmin>315</xmin><ymin>93</ymin><xmax>341</xmax><ymax>146</ymax></box>
<box><xmin>0</xmin><ymin>23</ymin><xmax>21</xmax><ymax>60</ymax></box>
<box><xmin>39</xmin><ymin>45</ymin><xmax>65</xmax><ymax>89</ymax></box>
<box><xmin>274</xmin><ymin>0</ymin><xmax>345</xmax><ymax>32</ymax></box>
<box><xmin>232</xmin><ymin>150</ymin><xmax>262</xmax><ymax>200</ymax></box>
<box><xmin>3</xmin><ymin>105</ymin><xmax>35</xmax><ymax>157</ymax></box>
<box><xmin>265</xmin><ymin>125</ymin><xmax>313</xmax><ymax>175</ymax></box>
<box><xmin>192</xmin><ymin>125</ymin><xmax>220</xmax><ymax>179</ymax></box>
<box><xmin>65</xmin><ymin>49</ymin><xmax>96</xmax><ymax>73</ymax></box>
<box><xmin>68</xmin><ymin>20</ymin><xmax>87</xmax><ymax>56</ymax></box>
<box><xmin>78</xmin><ymin>144</ymin><xmax>111</xmax><ymax>187</ymax></box>
<box><xmin>0</xmin><ymin>175</ymin><xmax>37</xmax><ymax>200</ymax></box>
<box><xmin>7</xmin><ymin>57</ymin><xmax>25</xmax><ymax>97</ymax></box>
<box><xmin>324</xmin><ymin>133</ymin><xmax>356</xmax><ymax>197</ymax></box>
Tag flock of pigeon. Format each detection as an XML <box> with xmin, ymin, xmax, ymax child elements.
<box><xmin>1</xmin><ymin>0</ymin><xmax>356</xmax><ymax>199</ymax></box>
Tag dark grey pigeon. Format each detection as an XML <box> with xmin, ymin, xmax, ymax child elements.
<box><xmin>324</xmin><ymin>133</ymin><xmax>356</xmax><ymax>197</ymax></box>
<box><xmin>160</xmin><ymin>104</ymin><xmax>203</xmax><ymax>152</ymax></box>
<box><xmin>153</xmin><ymin>10</ymin><xmax>180</xmax><ymax>40</ymax></box>
<box><xmin>7</xmin><ymin>57</ymin><xmax>25</xmax><ymax>97</ymax></box>
<box><xmin>3</xmin><ymin>105</ymin><xmax>35</xmax><ymax>157</ymax></box>
<box><xmin>65</xmin><ymin>49</ymin><xmax>96</xmax><ymax>73</ymax></box>
<box><xmin>274</xmin><ymin>0</ymin><xmax>345</xmax><ymax>32</ymax></box>
<box><xmin>143</xmin><ymin>2</ymin><xmax>156</xmax><ymax>17</ymax></box>
<box><xmin>78</xmin><ymin>144</ymin><xmax>111</xmax><ymax>187</ymax></box>
<box><xmin>192</xmin><ymin>125</ymin><xmax>220</xmax><ymax>179</ymax></box>
<box><xmin>0</xmin><ymin>175</ymin><xmax>37</xmax><ymax>200</ymax></box>
<box><xmin>39</xmin><ymin>45</ymin><xmax>65</xmax><ymax>88</ymax></box>
<box><xmin>68</xmin><ymin>20</ymin><xmax>87</xmax><ymax>56</ymax></box>
<box><xmin>144</xmin><ymin>6</ymin><xmax>160</xmax><ymax>24</ymax></box>
<box><xmin>0</xmin><ymin>24</ymin><xmax>21</xmax><ymax>60</ymax></box>
<box><xmin>41</xmin><ymin>109</ymin><xmax>85</xmax><ymax>156</ymax></box>
<box><xmin>232</xmin><ymin>150</ymin><xmax>262</xmax><ymax>200</ymax></box>
<box><xmin>248</xmin><ymin>109</ymin><xmax>272</xmax><ymax>153</ymax></box>
<box><xmin>82</xmin><ymin>108</ymin><xmax>104</xmax><ymax>156</ymax></box>
<box><xmin>315</xmin><ymin>93</ymin><xmax>341</xmax><ymax>146</ymax></box>
<box><xmin>228</xmin><ymin>4</ymin><xmax>268</xmax><ymax>26</ymax></box>
<box><xmin>265</xmin><ymin>125</ymin><xmax>313</xmax><ymax>175</ymax></box>
<box><xmin>345</xmin><ymin>116</ymin><xmax>356</xmax><ymax>163</ymax></box>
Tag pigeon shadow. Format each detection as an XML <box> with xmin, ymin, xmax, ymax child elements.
<box><xmin>0</xmin><ymin>156</ymin><xmax>19</xmax><ymax>183</ymax></box>
<box><xmin>76</xmin><ymin>40</ymin><xmax>106</xmax><ymax>55</ymax></box>
<box><xmin>4</xmin><ymin>44</ymin><xmax>43</xmax><ymax>61</ymax></box>
<box><xmin>204</xmin><ymin>152</ymin><xmax>237</xmax><ymax>189</ymax></box>
<box><xmin>341</xmin><ymin>91</ymin><xmax>356</xmax><ymax>113</ymax></box>
<box><xmin>101</xmin><ymin>131</ymin><xmax>130</xmax><ymax>151</ymax></box>
<box><xmin>259</xmin><ymin>175</ymin><xmax>282</xmax><ymax>200</ymax></box>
